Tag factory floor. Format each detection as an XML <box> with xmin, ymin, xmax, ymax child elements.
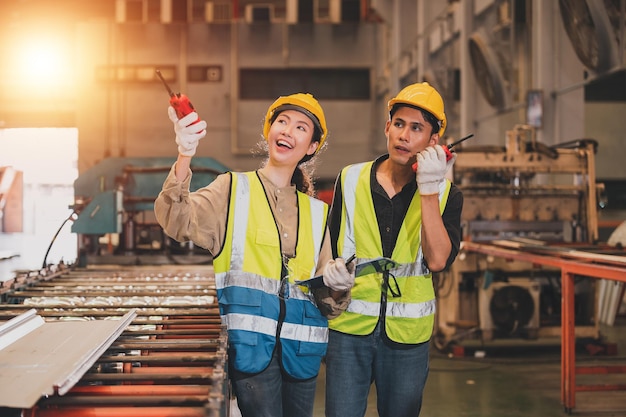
<box><xmin>312</xmin><ymin>318</ymin><xmax>626</xmax><ymax>417</ymax></box>
<box><xmin>2</xmin><ymin>252</ymin><xmax>625</xmax><ymax>416</ymax></box>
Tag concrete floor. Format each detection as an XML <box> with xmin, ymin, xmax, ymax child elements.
<box><xmin>313</xmin><ymin>319</ymin><xmax>626</xmax><ymax>417</ymax></box>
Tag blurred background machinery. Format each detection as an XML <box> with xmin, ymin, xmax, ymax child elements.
<box><xmin>435</xmin><ymin>125</ymin><xmax>612</xmax><ymax>347</ymax></box>
<box><xmin>70</xmin><ymin>157</ymin><xmax>229</xmax><ymax>266</ymax></box>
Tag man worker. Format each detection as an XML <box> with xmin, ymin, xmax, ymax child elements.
<box><xmin>324</xmin><ymin>82</ymin><xmax>464</xmax><ymax>417</ymax></box>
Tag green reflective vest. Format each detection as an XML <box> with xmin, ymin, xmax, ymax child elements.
<box><xmin>329</xmin><ymin>161</ymin><xmax>451</xmax><ymax>344</ymax></box>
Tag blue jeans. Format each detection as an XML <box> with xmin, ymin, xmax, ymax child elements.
<box><xmin>231</xmin><ymin>350</ymin><xmax>317</xmax><ymax>417</ymax></box>
<box><xmin>325</xmin><ymin>324</ymin><xmax>430</xmax><ymax>417</ymax></box>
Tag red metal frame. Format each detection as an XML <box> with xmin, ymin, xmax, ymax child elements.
<box><xmin>462</xmin><ymin>241</ymin><xmax>626</xmax><ymax>414</ymax></box>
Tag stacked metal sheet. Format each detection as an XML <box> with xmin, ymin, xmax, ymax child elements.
<box><xmin>0</xmin><ymin>265</ymin><xmax>228</xmax><ymax>417</ymax></box>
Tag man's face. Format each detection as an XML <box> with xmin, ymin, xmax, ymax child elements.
<box><xmin>385</xmin><ymin>106</ymin><xmax>438</xmax><ymax>167</ymax></box>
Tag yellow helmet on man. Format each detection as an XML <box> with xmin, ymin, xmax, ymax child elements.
<box><xmin>387</xmin><ymin>82</ymin><xmax>447</xmax><ymax>137</ymax></box>
<box><xmin>263</xmin><ymin>93</ymin><xmax>328</xmax><ymax>154</ymax></box>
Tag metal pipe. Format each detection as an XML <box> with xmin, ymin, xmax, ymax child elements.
<box><xmin>96</xmin><ymin>354</ymin><xmax>218</xmax><ymax>364</ymax></box>
<box><xmin>128</xmin><ymin>367</ymin><xmax>215</xmax><ymax>375</ymax></box>
<box><xmin>38</xmin><ymin>395</ymin><xmax>209</xmax><ymax>406</ymax></box>
<box><xmin>68</xmin><ymin>385</ymin><xmax>210</xmax><ymax>395</ymax></box>
<box><xmin>79</xmin><ymin>373</ymin><xmax>214</xmax><ymax>382</ymax></box>
<box><xmin>110</xmin><ymin>340</ymin><xmax>221</xmax><ymax>350</ymax></box>
<box><xmin>31</xmin><ymin>407</ymin><xmax>208</xmax><ymax>417</ymax></box>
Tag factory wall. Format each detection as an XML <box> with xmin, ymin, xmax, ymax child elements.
<box><xmin>587</xmin><ymin>102</ymin><xmax>626</xmax><ymax>180</ymax></box>
<box><xmin>406</xmin><ymin>0</ymin><xmax>622</xmax><ymax>172</ymax></box>
<box><xmin>74</xmin><ymin>21</ymin><xmax>380</xmax><ymax>182</ymax></box>
<box><xmin>0</xmin><ymin>0</ymin><xmax>624</xmax><ymax>187</ymax></box>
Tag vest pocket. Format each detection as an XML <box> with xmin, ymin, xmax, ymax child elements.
<box><xmin>297</xmin><ymin>302</ymin><xmax>328</xmax><ymax>356</ymax></box>
<box><xmin>303</xmin><ymin>300</ymin><xmax>327</xmax><ymax>326</ymax></box>
<box><xmin>229</xmin><ymin>329</ymin><xmax>258</xmax><ymax>346</ymax></box>
<box><xmin>297</xmin><ymin>340</ymin><xmax>327</xmax><ymax>356</ymax></box>
<box><xmin>255</xmin><ymin>228</ymin><xmax>279</xmax><ymax>247</ymax></box>
<box><xmin>230</xmin><ymin>332</ymin><xmax>275</xmax><ymax>374</ymax></box>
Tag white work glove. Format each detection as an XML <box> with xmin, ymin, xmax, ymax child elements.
<box><xmin>415</xmin><ymin>145</ymin><xmax>455</xmax><ymax>195</ymax></box>
<box><xmin>168</xmin><ymin>106</ymin><xmax>208</xmax><ymax>157</ymax></box>
<box><xmin>323</xmin><ymin>257</ymin><xmax>356</xmax><ymax>292</ymax></box>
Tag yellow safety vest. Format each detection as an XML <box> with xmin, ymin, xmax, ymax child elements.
<box><xmin>213</xmin><ymin>172</ymin><xmax>329</xmax><ymax>379</ymax></box>
<box><xmin>329</xmin><ymin>161</ymin><xmax>451</xmax><ymax>344</ymax></box>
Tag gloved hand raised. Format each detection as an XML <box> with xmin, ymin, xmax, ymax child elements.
<box><xmin>415</xmin><ymin>145</ymin><xmax>455</xmax><ymax>195</ymax></box>
<box><xmin>323</xmin><ymin>257</ymin><xmax>356</xmax><ymax>292</ymax></box>
<box><xmin>168</xmin><ymin>106</ymin><xmax>208</xmax><ymax>157</ymax></box>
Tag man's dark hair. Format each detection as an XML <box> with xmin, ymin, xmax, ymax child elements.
<box><xmin>389</xmin><ymin>103</ymin><xmax>440</xmax><ymax>135</ymax></box>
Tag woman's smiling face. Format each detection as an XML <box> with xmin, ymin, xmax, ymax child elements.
<box><xmin>267</xmin><ymin>109</ymin><xmax>319</xmax><ymax>166</ymax></box>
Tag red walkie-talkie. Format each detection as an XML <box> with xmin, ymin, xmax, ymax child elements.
<box><xmin>156</xmin><ymin>69</ymin><xmax>200</xmax><ymax>125</ymax></box>
<box><xmin>412</xmin><ymin>134</ymin><xmax>474</xmax><ymax>172</ymax></box>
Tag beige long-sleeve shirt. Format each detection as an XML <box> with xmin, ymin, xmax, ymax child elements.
<box><xmin>154</xmin><ymin>164</ymin><xmax>349</xmax><ymax>319</ymax></box>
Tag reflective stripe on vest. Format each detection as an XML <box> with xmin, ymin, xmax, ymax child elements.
<box><xmin>345</xmin><ymin>298</ymin><xmax>436</xmax><ymax>319</ymax></box>
<box><xmin>329</xmin><ymin>161</ymin><xmax>450</xmax><ymax>344</ymax></box>
<box><xmin>221</xmin><ymin>313</ymin><xmax>328</xmax><ymax>342</ymax></box>
<box><xmin>213</xmin><ymin>172</ymin><xmax>328</xmax><ymax>378</ymax></box>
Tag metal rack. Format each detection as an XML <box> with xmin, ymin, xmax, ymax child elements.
<box><xmin>461</xmin><ymin>240</ymin><xmax>626</xmax><ymax>414</ymax></box>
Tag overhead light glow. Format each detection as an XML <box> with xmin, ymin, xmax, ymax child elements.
<box><xmin>10</xmin><ymin>37</ymin><xmax>73</xmax><ymax>90</ymax></box>
<box><xmin>22</xmin><ymin>46</ymin><xmax>63</xmax><ymax>80</ymax></box>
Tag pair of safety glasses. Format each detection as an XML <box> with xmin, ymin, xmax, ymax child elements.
<box><xmin>384</xmin><ymin>272</ymin><xmax>402</xmax><ymax>298</ymax></box>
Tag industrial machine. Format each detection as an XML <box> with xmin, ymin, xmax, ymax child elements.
<box><xmin>436</xmin><ymin>125</ymin><xmax>602</xmax><ymax>346</ymax></box>
<box><xmin>70</xmin><ymin>157</ymin><xmax>229</xmax><ymax>266</ymax></box>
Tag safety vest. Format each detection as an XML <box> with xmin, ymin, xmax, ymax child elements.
<box><xmin>213</xmin><ymin>171</ymin><xmax>329</xmax><ymax>380</ymax></box>
<box><xmin>329</xmin><ymin>161</ymin><xmax>451</xmax><ymax>344</ymax></box>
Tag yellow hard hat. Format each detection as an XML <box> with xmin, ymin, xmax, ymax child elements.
<box><xmin>263</xmin><ymin>93</ymin><xmax>328</xmax><ymax>153</ymax></box>
<box><xmin>387</xmin><ymin>82</ymin><xmax>447</xmax><ymax>136</ymax></box>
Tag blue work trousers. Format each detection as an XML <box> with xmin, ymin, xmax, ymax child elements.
<box><xmin>325</xmin><ymin>324</ymin><xmax>430</xmax><ymax>417</ymax></box>
<box><xmin>231</xmin><ymin>350</ymin><xmax>318</xmax><ymax>417</ymax></box>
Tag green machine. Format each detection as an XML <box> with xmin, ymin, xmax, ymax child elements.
<box><xmin>71</xmin><ymin>157</ymin><xmax>229</xmax><ymax>265</ymax></box>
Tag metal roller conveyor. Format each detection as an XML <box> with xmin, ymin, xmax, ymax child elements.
<box><xmin>0</xmin><ymin>307</ymin><xmax>222</xmax><ymax>320</ymax></box>
<box><xmin>0</xmin><ymin>265</ymin><xmax>229</xmax><ymax>417</ymax></box>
